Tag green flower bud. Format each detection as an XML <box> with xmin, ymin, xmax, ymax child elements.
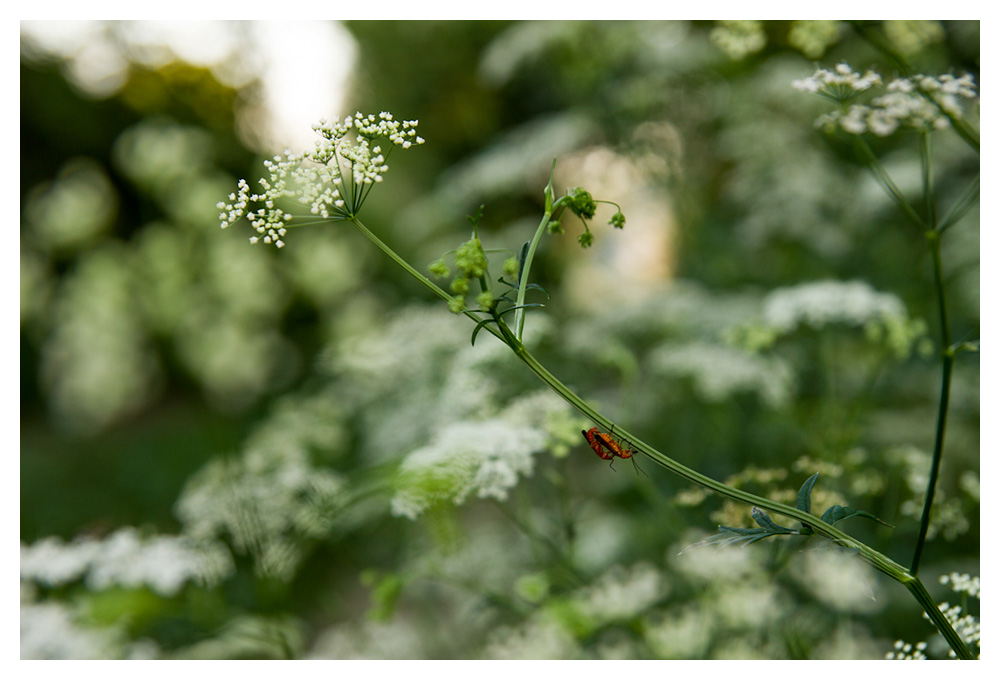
<box><xmin>548</xmin><ymin>219</ymin><xmax>564</xmax><ymax>235</ymax></box>
<box><xmin>450</xmin><ymin>277</ymin><xmax>470</xmax><ymax>295</ymax></box>
<box><xmin>609</xmin><ymin>210</ymin><xmax>626</xmax><ymax>229</ymax></box>
<box><xmin>448</xmin><ymin>294</ymin><xmax>466</xmax><ymax>314</ymax></box>
<box><xmin>502</xmin><ymin>256</ymin><xmax>520</xmax><ymax>278</ymax></box>
<box><xmin>578</xmin><ymin>230</ymin><xmax>594</xmax><ymax>248</ymax></box>
<box><xmin>455</xmin><ymin>238</ymin><xmax>488</xmax><ymax>278</ymax></box>
<box><xmin>428</xmin><ymin>259</ymin><xmax>451</xmax><ymax>278</ymax></box>
<box><xmin>476</xmin><ymin>291</ymin><xmax>494</xmax><ymax>310</ymax></box>
<box><xmin>567</xmin><ymin>187</ymin><xmax>596</xmax><ymax>220</ymax></box>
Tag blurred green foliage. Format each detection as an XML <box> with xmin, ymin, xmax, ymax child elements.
<box><xmin>21</xmin><ymin>20</ymin><xmax>978</xmax><ymax>659</ymax></box>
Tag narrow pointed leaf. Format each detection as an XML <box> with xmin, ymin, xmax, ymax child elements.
<box><xmin>470</xmin><ymin>319</ymin><xmax>494</xmax><ymax>346</ymax></box>
<box><xmin>797</xmin><ymin>473</ymin><xmax>820</xmax><ymax>514</ymax></box>
<box><xmin>525</xmin><ymin>282</ymin><xmax>550</xmax><ymax>298</ymax></box>
<box><xmin>821</xmin><ymin>505</ymin><xmax>893</xmax><ymax>528</ymax></box>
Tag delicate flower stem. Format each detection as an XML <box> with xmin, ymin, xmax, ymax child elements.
<box><xmin>350</xmin><ymin>217</ymin><xmax>505</xmax><ymax>343</ymax></box>
<box><xmin>514</xmin><ymin>198</ymin><xmax>565</xmax><ymax>341</ymax></box>
<box><xmin>938</xmin><ymin>175</ymin><xmax>979</xmax><ymax>234</ymax></box>
<box><xmin>853</xmin><ymin>138</ymin><xmax>926</xmax><ymax>230</ymax></box>
<box><xmin>910</xmin><ymin>230</ymin><xmax>953</xmax><ymax>576</ymax></box>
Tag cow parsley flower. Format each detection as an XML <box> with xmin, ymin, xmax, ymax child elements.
<box><xmin>20</xmin><ymin>528</ymin><xmax>233</xmax><ymax>597</ymax></box>
<box><xmin>795</xmin><ymin>65</ymin><xmax>978</xmax><ymax>137</ymax></box>
<box><xmin>792</xmin><ymin>63</ymin><xmax>882</xmax><ymax>102</ymax></box>
<box><xmin>217</xmin><ymin>112</ymin><xmax>423</xmax><ymax>248</ymax></box>
<box><xmin>390</xmin><ymin>419</ymin><xmax>548</xmax><ymax>519</ymax></box>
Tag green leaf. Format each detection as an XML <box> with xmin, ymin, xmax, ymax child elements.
<box><xmin>525</xmin><ymin>282</ymin><xmax>550</xmax><ymax>298</ymax></box>
<box><xmin>544</xmin><ymin>159</ymin><xmax>556</xmax><ymax>213</ymax></box>
<box><xmin>517</xmin><ymin>241</ymin><xmax>530</xmax><ymax>282</ymax></box>
<box><xmin>820</xmin><ymin>505</ymin><xmax>893</xmax><ymax>528</ymax></box>
<box><xmin>470</xmin><ymin>318</ymin><xmax>495</xmax><ymax>346</ymax></box>
<box><xmin>467</xmin><ymin>204</ymin><xmax>485</xmax><ymax>228</ymax></box>
<box><xmin>751</xmin><ymin>506</ymin><xmax>795</xmax><ymax>534</ymax></box>
<box><xmin>797</xmin><ymin>472</ymin><xmax>820</xmax><ymax>514</ymax></box>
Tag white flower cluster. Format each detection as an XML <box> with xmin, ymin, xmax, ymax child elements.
<box><xmin>20</xmin><ymin>528</ymin><xmax>232</xmax><ymax>597</ymax></box>
<box><xmin>483</xmin><ymin>617</ymin><xmax>580</xmax><ymax>660</ymax></box>
<box><xmin>390</xmin><ymin>419</ymin><xmax>547</xmax><ymax>520</ymax></box>
<box><xmin>709</xmin><ymin>20</ymin><xmax>767</xmax><ymax>60</ymax></box>
<box><xmin>762</xmin><ymin>279</ymin><xmax>906</xmax><ymax>333</ymax></box>
<box><xmin>217</xmin><ymin>112</ymin><xmax>423</xmax><ymax>248</ymax></box>
<box><xmin>788</xmin><ymin>20</ymin><xmax>841</xmax><ymax>59</ymax></box>
<box><xmin>794</xmin><ymin>64</ymin><xmax>978</xmax><ymax>137</ymax></box>
<box><xmin>176</xmin><ymin>454</ymin><xmax>347</xmax><ymax>580</ymax></box>
<box><xmin>573</xmin><ymin>562</ymin><xmax>666</xmax><ymax>624</ymax></box>
<box><xmin>649</xmin><ymin>341</ymin><xmax>794</xmax><ymax>409</ymax></box>
<box><xmin>21</xmin><ymin>601</ymin><xmax>124</xmax><ymax>659</ymax></box>
<box><xmin>940</xmin><ymin>571</ymin><xmax>980</xmax><ymax>598</ymax></box>
<box><xmin>792</xmin><ymin>63</ymin><xmax>883</xmax><ymax>101</ymax></box>
<box><xmin>885</xmin><ymin>639</ymin><xmax>929</xmax><ymax>660</ymax></box>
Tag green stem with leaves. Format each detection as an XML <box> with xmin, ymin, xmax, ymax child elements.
<box><xmin>346</xmin><ymin>212</ymin><xmax>975</xmax><ymax>660</ymax></box>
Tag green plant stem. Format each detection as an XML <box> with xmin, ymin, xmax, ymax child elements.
<box><xmin>350</xmin><ymin>217</ymin><xmax>505</xmax><ymax>343</ymax></box>
<box><xmin>910</xmin><ymin>231</ymin><xmax>953</xmax><ymax>576</ymax></box>
<box><xmin>351</xmin><ymin>215</ymin><xmax>974</xmax><ymax>660</ymax></box>
<box><xmin>513</xmin><ymin>343</ymin><xmax>973</xmax><ymax>659</ymax></box>
<box><xmin>938</xmin><ymin>175</ymin><xmax>980</xmax><ymax>234</ymax></box>
<box><xmin>854</xmin><ymin>138</ymin><xmax>926</xmax><ymax>230</ymax></box>
<box><xmin>904</xmin><ymin>576</ymin><xmax>973</xmax><ymax>658</ymax></box>
<box><xmin>514</xmin><ymin>199</ymin><xmax>565</xmax><ymax>341</ymax></box>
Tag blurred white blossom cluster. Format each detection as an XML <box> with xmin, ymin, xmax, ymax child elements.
<box><xmin>218</xmin><ymin>111</ymin><xmax>423</xmax><ymax>247</ymax></box>
<box><xmin>793</xmin><ymin>63</ymin><xmax>978</xmax><ymax>137</ymax></box>
<box><xmin>709</xmin><ymin>20</ymin><xmax>767</xmax><ymax>60</ymax></box>
<box><xmin>649</xmin><ymin>341</ymin><xmax>794</xmax><ymax>409</ymax></box>
<box><xmin>176</xmin><ymin>442</ymin><xmax>348</xmax><ymax>580</ymax></box>
<box><xmin>483</xmin><ymin>562</ymin><xmax>666</xmax><ymax>659</ymax></box>
<box><xmin>756</xmin><ymin>279</ymin><xmax>927</xmax><ymax>358</ymax></box>
<box><xmin>175</xmin><ymin>390</ymin><xmax>350</xmax><ymax>579</ymax></box>
<box><xmin>888</xmin><ymin>445</ymin><xmax>974</xmax><ymax>541</ymax></box>
<box><xmin>20</xmin><ymin>596</ymin><xmax>159</xmax><ymax>660</ymax></box>
<box><xmin>390</xmin><ymin>419</ymin><xmax>548</xmax><ymax>520</ymax></box>
<box><xmin>763</xmin><ymin>279</ymin><xmax>905</xmax><ymax>332</ymax></box>
<box><xmin>20</xmin><ymin>527</ymin><xmax>232</xmax><ymax>597</ymax></box>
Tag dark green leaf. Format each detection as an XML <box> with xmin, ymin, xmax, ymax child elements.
<box><xmin>820</xmin><ymin>505</ymin><xmax>893</xmax><ymax>527</ymax></box>
<box><xmin>525</xmin><ymin>282</ymin><xmax>550</xmax><ymax>298</ymax></box>
<box><xmin>470</xmin><ymin>318</ymin><xmax>494</xmax><ymax>346</ymax></box>
<box><xmin>751</xmin><ymin>506</ymin><xmax>795</xmax><ymax>534</ymax></box>
<box><xmin>797</xmin><ymin>472</ymin><xmax>820</xmax><ymax>514</ymax></box>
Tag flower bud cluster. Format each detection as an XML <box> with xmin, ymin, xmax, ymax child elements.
<box><xmin>217</xmin><ymin>112</ymin><xmax>424</xmax><ymax>248</ymax></box>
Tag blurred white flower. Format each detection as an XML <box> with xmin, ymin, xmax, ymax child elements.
<box><xmin>20</xmin><ymin>528</ymin><xmax>233</xmax><ymax>597</ymax></box>
<box><xmin>791</xmin><ymin>548</ymin><xmax>883</xmax><ymax>614</ymax></box>
<box><xmin>649</xmin><ymin>341</ymin><xmax>794</xmax><ymax>408</ymax></box>
<box><xmin>763</xmin><ymin>279</ymin><xmax>906</xmax><ymax>332</ymax></box>
<box><xmin>391</xmin><ymin>419</ymin><xmax>547</xmax><ymax>519</ymax></box>
<box><xmin>573</xmin><ymin>562</ymin><xmax>666</xmax><ymax>624</ymax></box>
<box><xmin>20</xmin><ymin>602</ymin><xmax>121</xmax><ymax>659</ymax></box>
<box><xmin>710</xmin><ymin>20</ymin><xmax>767</xmax><ymax>60</ymax></box>
<box><xmin>483</xmin><ymin>617</ymin><xmax>579</xmax><ymax>660</ymax></box>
